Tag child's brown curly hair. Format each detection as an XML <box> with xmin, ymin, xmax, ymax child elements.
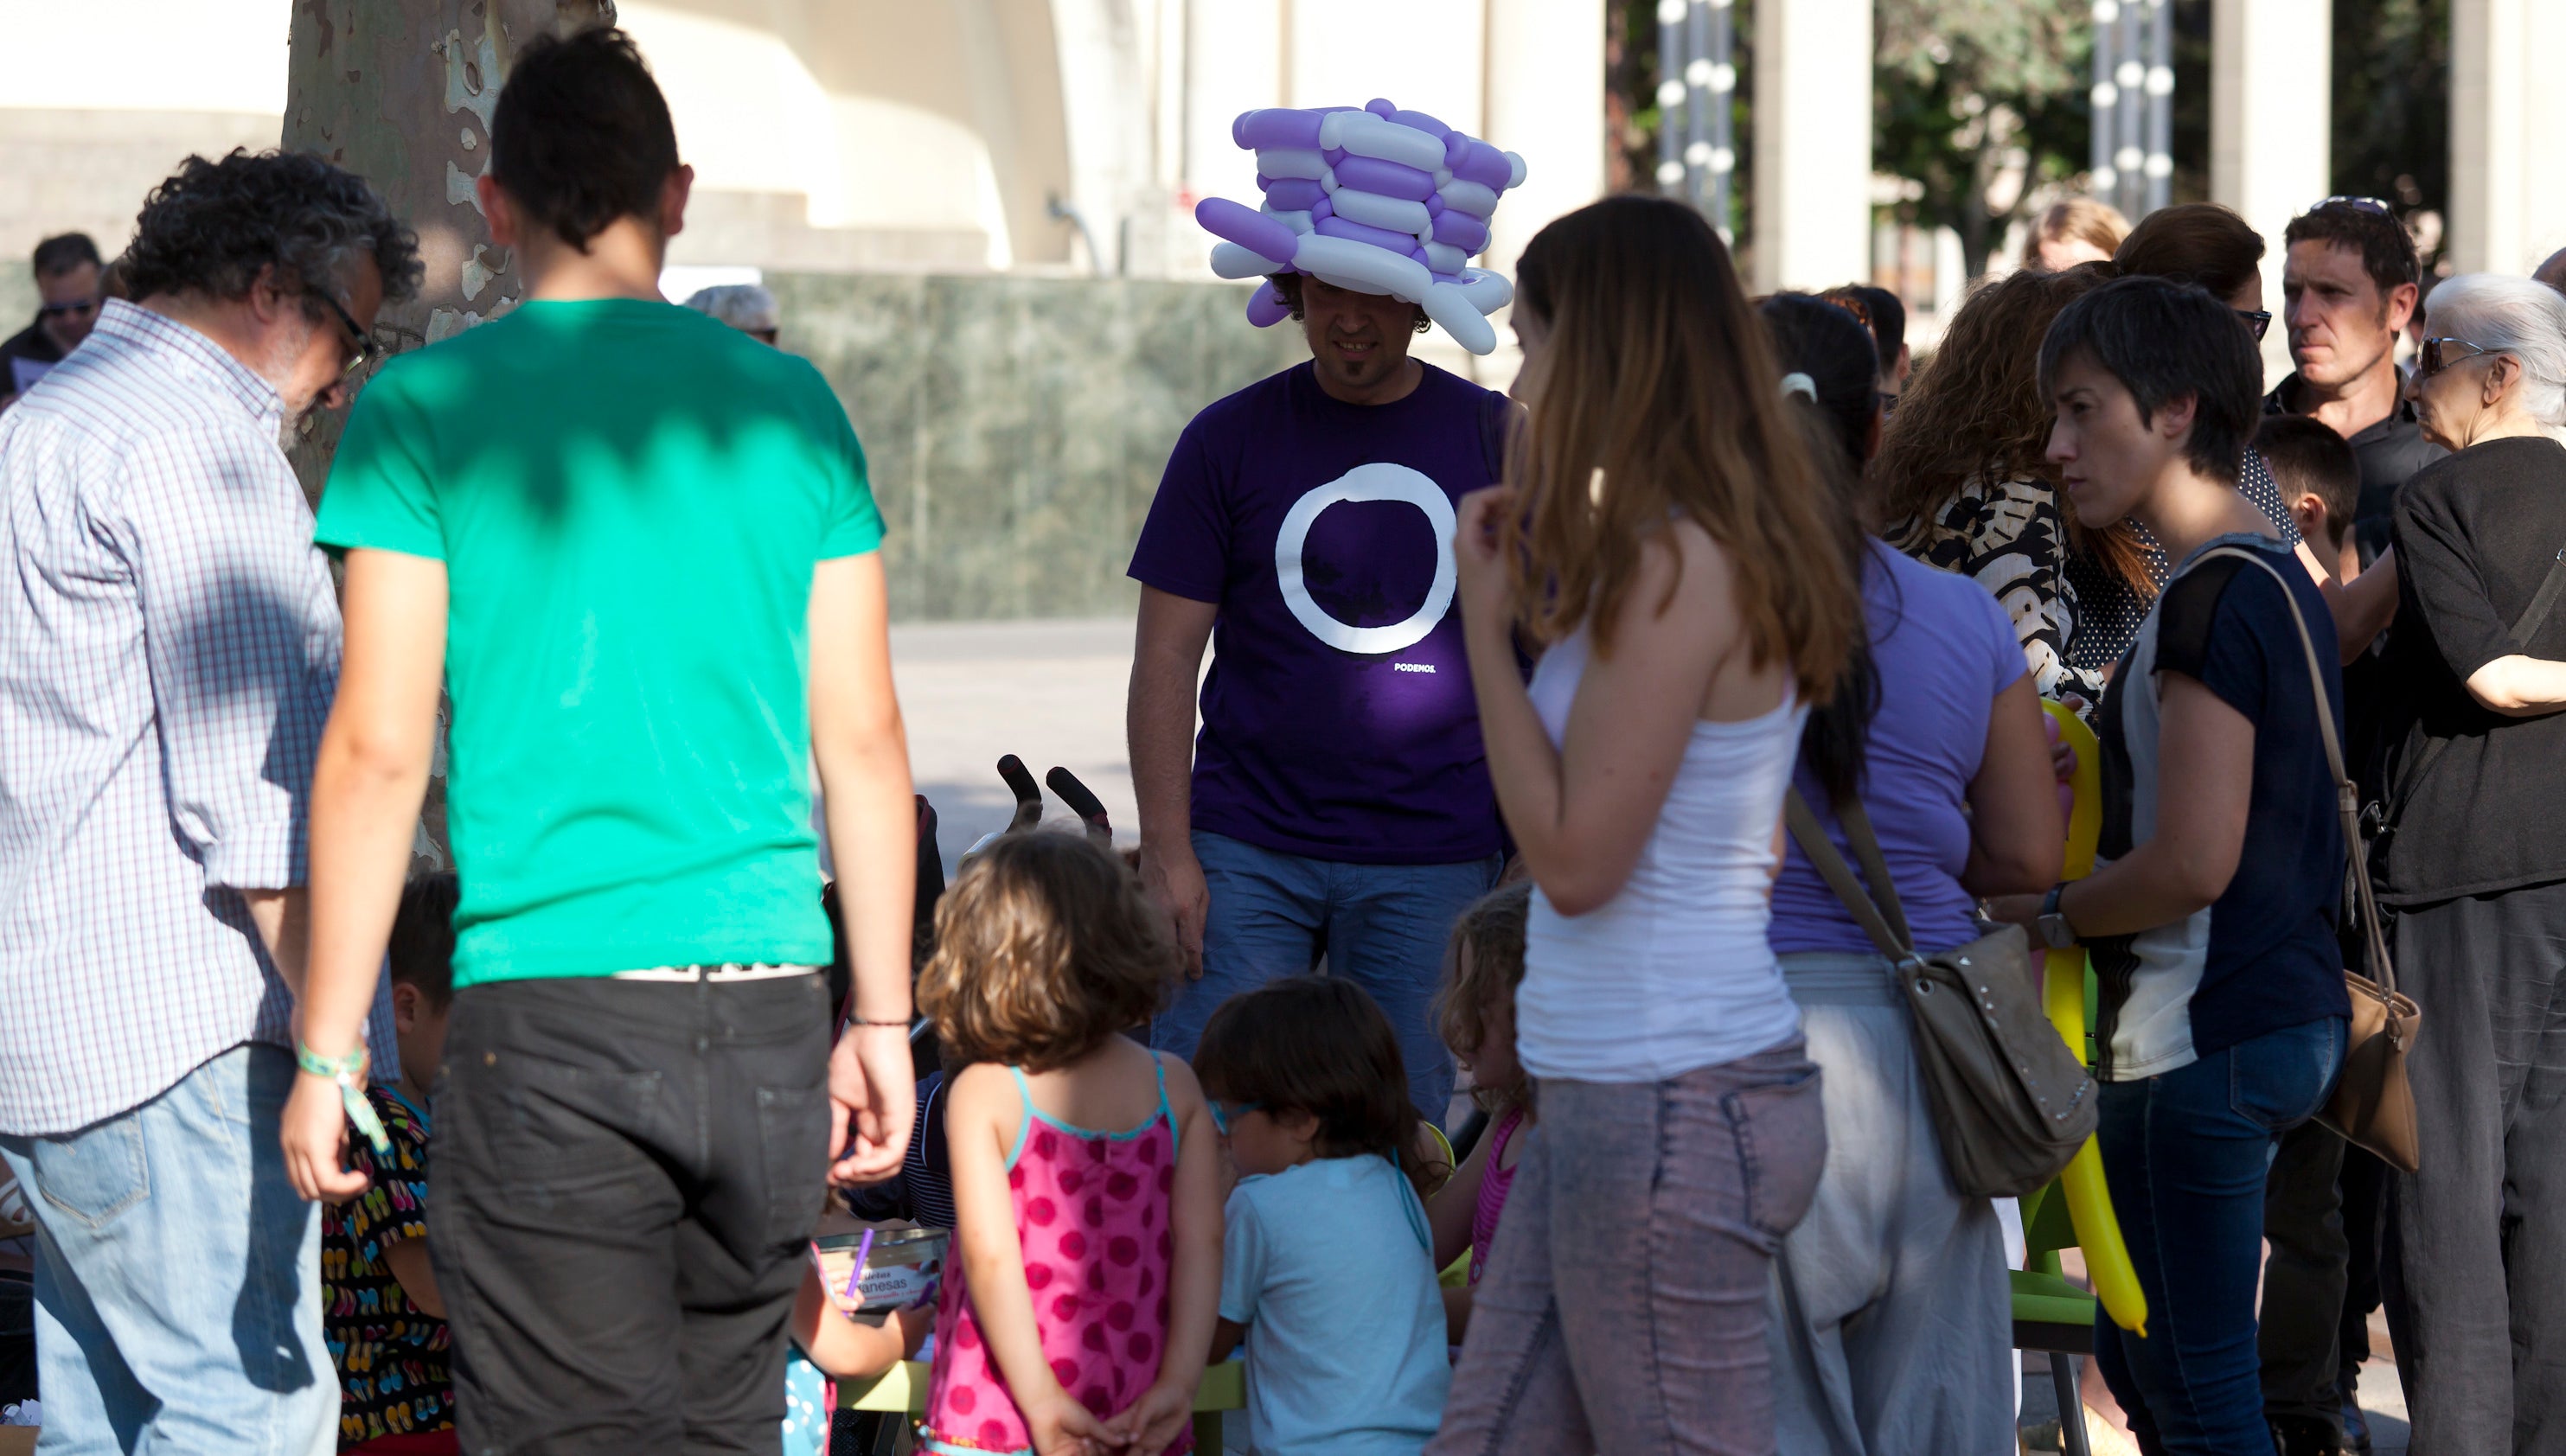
<box><xmin>914</xmin><ymin>831</ymin><xmax>1175</xmax><ymax>1072</ymax></box>
<box><xmin>1434</xmin><ymin>881</ymin><xmax>1533</xmax><ymax>1115</ymax></box>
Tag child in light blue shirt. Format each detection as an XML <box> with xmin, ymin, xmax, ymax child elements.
<box><xmin>1198</xmin><ymin>978</ymin><xmax>1450</xmax><ymax>1456</ymax></box>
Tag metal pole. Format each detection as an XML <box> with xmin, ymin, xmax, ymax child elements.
<box><xmin>2116</xmin><ymin>0</ymin><xmax>2146</xmax><ymax>218</ymax></box>
<box><xmin>2145</xmin><ymin>0</ymin><xmax>2173</xmax><ymax>214</ymax></box>
<box><xmin>1686</xmin><ymin>0</ymin><xmax>1713</xmax><ymax>213</ymax></box>
<box><xmin>1707</xmin><ymin>0</ymin><xmax>1735</xmax><ymax>239</ymax></box>
<box><xmin>2091</xmin><ymin>1</ymin><xmax>2118</xmax><ymax>199</ymax></box>
<box><xmin>1657</xmin><ymin>0</ymin><xmax>1686</xmax><ymax>195</ymax></box>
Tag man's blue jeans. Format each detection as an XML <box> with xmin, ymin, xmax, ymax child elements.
<box><xmin>2094</xmin><ymin>1017</ymin><xmax>2346</xmax><ymax>1455</ymax></box>
<box><xmin>1150</xmin><ymin>829</ymin><xmax>1502</xmax><ymax>1117</ymax></box>
<box><xmin>0</xmin><ymin>1044</ymin><xmax>333</xmax><ymax>1456</ymax></box>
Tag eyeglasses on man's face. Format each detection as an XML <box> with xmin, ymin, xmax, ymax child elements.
<box><xmin>38</xmin><ymin>297</ymin><xmax>100</xmax><ymax>321</ymax></box>
<box><xmin>2419</xmin><ymin>336</ymin><xmax>2494</xmax><ymax>377</ymax></box>
<box><xmin>307</xmin><ymin>288</ymin><xmax>384</xmax><ymax>380</ymax></box>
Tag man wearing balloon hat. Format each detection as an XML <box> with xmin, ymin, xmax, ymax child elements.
<box><xmin>1128</xmin><ymin>99</ymin><xmax>1526</xmax><ymax>1118</ymax></box>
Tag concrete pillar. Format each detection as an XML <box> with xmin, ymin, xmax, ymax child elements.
<box><xmin>1473</xmin><ymin>0</ymin><xmax>1606</xmax><ymax>385</ymax></box>
<box><xmin>1750</xmin><ymin>0</ymin><xmax>1871</xmax><ymax>293</ymax></box>
<box><xmin>2209</xmin><ymin>0</ymin><xmax>2328</xmax><ymax>382</ymax></box>
<box><xmin>2448</xmin><ymin>0</ymin><xmax>2566</xmax><ymax>275</ymax></box>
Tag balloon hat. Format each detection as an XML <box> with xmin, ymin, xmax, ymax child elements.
<box><xmin>1193</xmin><ymin>98</ymin><xmax>1526</xmax><ymax>355</ymax></box>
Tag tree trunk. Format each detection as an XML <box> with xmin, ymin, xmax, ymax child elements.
<box><xmin>283</xmin><ymin>0</ymin><xmax>611</xmax><ymax>874</ymax></box>
<box><xmin>282</xmin><ymin>0</ymin><xmax>612</xmax><ymax>499</ymax></box>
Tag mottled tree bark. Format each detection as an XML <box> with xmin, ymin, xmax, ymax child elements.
<box><xmin>283</xmin><ymin>0</ymin><xmax>611</xmax><ymax>872</ymax></box>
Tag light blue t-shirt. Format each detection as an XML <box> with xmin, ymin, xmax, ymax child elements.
<box><xmin>1219</xmin><ymin>1155</ymin><xmax>1449</xmax><ymax>1456</ymax></box>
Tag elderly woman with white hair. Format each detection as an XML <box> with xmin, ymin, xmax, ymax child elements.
<box><xmin>2373</xmin><ymin>271</ymin><xmax>2566</xmax><ymax>1454</ymax></box>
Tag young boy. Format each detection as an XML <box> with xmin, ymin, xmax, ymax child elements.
<box><xmin>2256</xmin><ymin>413</ymin><xmax>2364</xmax><ymax>585</ymax></box>
<box><xmin>323</xmin><ymin>874</ymin><xmax>459</xmax><ymax>1455</ymax></box>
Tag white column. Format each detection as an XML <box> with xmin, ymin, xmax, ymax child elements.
<box><xmin>2448</xmin><ymin>0</ymin><xmax>2566</xmax><ymax>275</ymax></box>
<box><xmin>1750</xmin><ymin>0</ymin><xmax>1871</xmax><ymax>293</ymax></box>
<box><xmin>1180</xmin><ymin>0</ymin><xmax>1282</xmax><ymax>216</ymax></box>
<box><xmin>2209</xmin><ymin>0</ymin><xmax>2328</xmax><ymax>382</ymax></box>
<box><xmin>1475</xmin><ymin>0</ymin><xmax>1607</xmax><ymax>385</ymax></box>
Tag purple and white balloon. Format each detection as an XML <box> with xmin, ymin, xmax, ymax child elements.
<box><xmin>1198</xmin><ymin>97</ymin><xmax>1525</xmax><ymax>354</ymax></box>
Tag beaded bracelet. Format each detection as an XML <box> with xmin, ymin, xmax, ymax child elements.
<box><xmin>296</xmin><ymin>1042</ymin><xmax>394</xmax><ymax>1156</ymax></box>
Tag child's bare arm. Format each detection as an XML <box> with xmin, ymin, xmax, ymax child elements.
<box><xmin>383</xmin><ymin>1239</ymin><xmax>445</xmax><ymax>1319</ymax></box>
<box><xmin>1443</xmin><ymin>1283</ymin><xmax>1472</xmax><ymax>1345</ymax></box>
<box><xmin>948</xmin><ymin>1063</ymin><xmax>1112</xmax><ymax>1452</ymax></box>
<box><xmin>1426</xmin><ymin>1126</ymin><xmax>1493</xmax><ymax>1271</ymax></box>
<box><xmin>1209</xmin><ymin>1317</ymin><xmax>1246</xmax><ymax>1364</ymax></box>
<box><xmin>1106</xmin><ymin>1055</ymin><xmax>1225</xmax><ymax>1451</ymax></box>
<box><xmin>789</xmin><ymin>1263</ymin><xmax>917</xmax><ymax>1380</ymax></box>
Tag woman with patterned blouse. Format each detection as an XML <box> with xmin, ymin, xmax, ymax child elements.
<box><xmin>1874</xmin><ymin>265</ymin><xmax>2124</xmax><ymax>712</ymax></box>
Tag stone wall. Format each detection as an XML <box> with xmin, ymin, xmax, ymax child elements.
<box><xmin>1</xmin><ymin>264</ymin><xmax>1308</xmax><ymax>623</ymax></box>
<box><xmin>773</xmin><ymin>271</ymin><xmax>1305</xmax><ymax>621</ymax></box>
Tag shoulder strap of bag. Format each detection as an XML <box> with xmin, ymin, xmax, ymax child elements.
<box><xmin>2389</xmin><ymin>544</ymin><xmax>2566</xmax><ymax>825</ymax></box>
<box><xmin>2194</xmin><ymin>546</ymin><xmax>2396</xmax><ymax>999</ymax></box>
<box><xmin>1783</xmin><ymin>789</ymin><xmax>1917</xmax><ymax>961</ymax></box>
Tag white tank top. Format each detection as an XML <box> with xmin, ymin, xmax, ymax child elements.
<box><xmin>1515</xmin><ymin>625</ymin><xmax>1809</xmax><ymax>1082</ymax></box>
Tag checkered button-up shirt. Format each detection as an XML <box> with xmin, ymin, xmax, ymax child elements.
<box><xmin>0</xmin><ymin>300</ymin><xmax>388</xmax><ymax>1135</ymax></box>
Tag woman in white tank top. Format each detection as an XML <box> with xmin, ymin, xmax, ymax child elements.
<box><xmin>1425</xmin><ymin>197</ymin><xmax>1871</xmax><ymax>1456</ymax></box>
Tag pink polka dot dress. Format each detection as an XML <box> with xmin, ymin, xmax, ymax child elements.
<box><xmin>920</xmin><ymin>1062</ymin><xmax>1189</xmax><ymax>1456</ymax></box>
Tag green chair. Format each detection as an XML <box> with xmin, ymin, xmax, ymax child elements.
<box><xmin>839</xmin><ymin>1357</ymin><xmax>1247</xmax><ymax>1453</ymax></box>
<box><xmin>2013</xmin><ymin>958</ymin><xmax>2103</xmax><ymax>1456</ymax></box>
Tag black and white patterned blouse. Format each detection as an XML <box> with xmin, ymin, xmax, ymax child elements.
<box><xmin>1902</xmin><ymin>452</ymin><xmax>2301</xmax><ymax>718</ymax></box>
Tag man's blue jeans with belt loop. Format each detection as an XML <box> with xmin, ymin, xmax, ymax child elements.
<box><xmin>0</xmin><ymin>1043</ymin><xmax>335</xmax><ymax>1456</ymax></box>
<box><xmin>2093</xmin><ymin>1016</ymin><xmax>2346</xmax><ymax>1455</ymax></box>
<box><xmin>1149</xmin><ymin>829</ymin><xmax>1502</xmax><ymax>1119</ymax></box>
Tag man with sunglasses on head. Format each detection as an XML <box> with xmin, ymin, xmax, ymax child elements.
<box><xmin>0</xmin><ymin>150</ymin><xmax>414</xmax><ymax>1455</ymax></box>
<box><xmin>2255</xmin><ymin>194</ymin><xmax>2442</xmax><ymax>1456</ymax></box>
<box><xmin>0</xmin><ymin>232</ymin><xmax>106</xmax><ymax>410</ymax></box>
<box><xmin>2267</xmin><ymin>198</ymin><xmax>2444</xmax><ymax>566</ymax></box>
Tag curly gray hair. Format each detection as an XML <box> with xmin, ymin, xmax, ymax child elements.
<box><xmin>121</xmin><ymin>150</ymin><xmax>423</xmax><ymax>315</ymax></box>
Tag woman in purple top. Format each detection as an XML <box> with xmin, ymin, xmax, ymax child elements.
<box><xmin>1757</xmin><ymin>295</ymin><xmax>2064</xmax><ymax>1456</ymax></box>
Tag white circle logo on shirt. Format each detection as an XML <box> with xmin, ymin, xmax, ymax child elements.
<box><xmin>1273</xmin><ymin>463</ymin><xmax>1457</xmax><ymax>655</ymax></box>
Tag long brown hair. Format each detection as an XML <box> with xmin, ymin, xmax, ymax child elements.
<box><xmin>1434</xmin><ymin>882</ymin><xmax>1533</xmax><ymax>1117</ymax></box>
<box><xmin>1871</xmin><ymin>263</ymin><xmax>2154</xmax><ymax>592</ymax></box>
<box><xmin>1504</xmin><ymin>196</ymin><xmax>1859</xmax><ymax>701</ymax></box>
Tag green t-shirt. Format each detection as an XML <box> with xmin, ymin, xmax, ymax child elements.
<box><xmin>316</xmin><ymin>299</ymin><xmax>882</xmax><ymax>987</ymax></box>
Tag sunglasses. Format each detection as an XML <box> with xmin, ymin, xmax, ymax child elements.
<box><xmin>307</xmin><ymin>288</ymin><xmax>384</xmax><ymax>380</ymax></box>
<box><xmin>38</xmin><ymin>297</ymin><xmax>100</xmax><ymax>320</ymax></box>
<box><xmin>2236</xmin><ymin>310</ymin><xmax>2273</xmax><ymax>342</ymax></box>
<box><xmin>2313</xmin><ymin>195</ymin><xmax>2396</xmax><ymax>216</ymax></box>
<box><xmin>1208</xmin><ymin>1100</ymin><xmax>1264</xmax><ymax>1136</ymax></box>
<box><xmin>2419</xmin><ymin>336</ymin><xmax>2494</xmax><ymax>377</ymax></box>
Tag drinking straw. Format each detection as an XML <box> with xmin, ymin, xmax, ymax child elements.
<box><xmin>844</xmin><ymin>1228</ymin><xmax>874</xmax><ymax>1300</ymax></box>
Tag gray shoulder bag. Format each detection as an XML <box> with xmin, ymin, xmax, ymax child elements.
<box><xmin>1783</xmin><ymin>791</ymin><xmax>2097</xmax><ymax>1198</ymax></box>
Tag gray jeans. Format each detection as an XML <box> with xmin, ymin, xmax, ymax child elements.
<box><xmin>1429</xmin><ymin>1038</ymin><xmax>1827</xmax><ymax>1456</ymax></box>
<box><xmin>1764</xmin><ymin>954</ymin><xmax>2012</xmax><ymax>1456</ymax></box>
<box><xmin>2383</xmin><ymin>880</ymin><xmax>2566</xmax><ymax>1456</ymax></box>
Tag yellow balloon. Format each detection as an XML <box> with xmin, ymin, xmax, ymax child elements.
<box><xmin>2041</xmin><ymin>699</ymin><xmax>2148</xmax><ymax>1338</ymax></box>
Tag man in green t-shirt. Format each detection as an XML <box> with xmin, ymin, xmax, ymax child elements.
<box><xmin>281</xmin><ymin>29</ymin><xmax>918</xmax><ymax>1451</ymax></box>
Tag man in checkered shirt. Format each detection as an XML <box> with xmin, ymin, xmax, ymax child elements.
<box><xmin>0</xmin><ymin>150</ymin><xmax>418</xmax><ymax>1455</ymax></box>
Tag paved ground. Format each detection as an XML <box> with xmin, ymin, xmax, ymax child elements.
<box><xmin>891</xmin><ymin>616</ymin><xmax>1144</xmax><ymax>877</ymax></box>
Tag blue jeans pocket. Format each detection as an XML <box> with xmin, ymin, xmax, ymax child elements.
<box><xmin>32</xmin><ymin>1118</ymin><xmax>149</xmax><ymax>1231</ymax></box>
<box><xmin>1724</xmin><ymin>1066</ymin><xmax>1827</xmax><ymax>1242</ymax></box>
<box><xmin>2228</xmin><ymin>1019</ymin><xmax>2345</xmax><ymax>1133</ymax></box>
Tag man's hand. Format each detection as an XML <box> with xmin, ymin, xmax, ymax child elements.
<box><xmin>827</xmin><ymin>1022</ymin><xmax>918</xmax><ymax>1185</ymax></box>
<box><xmin>281</xmin><ymin>1070</ymin><xmax>368</xmax><ymax>1203</ymax></box>
<box><xmin>1137</xmin><ymin>840</ymin><xmax>1209</xmax><ymax>979</ymax></box>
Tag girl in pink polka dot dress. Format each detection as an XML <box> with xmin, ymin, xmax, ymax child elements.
<box><xmin>912</xmin><ymin>833</ymin><xmax>1222</xmax><ymax>1456</ymax></box>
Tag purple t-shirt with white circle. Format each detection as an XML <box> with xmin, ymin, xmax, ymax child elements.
<box><xmin>1769</xmin><ymin>541</ymin><xmax>2029</xmax><ymax>957</ymax></box>
<box><xmin>1128</xmin><ymin>361</ymin><xmax>1507</xmax><ymax>864</ymax></box>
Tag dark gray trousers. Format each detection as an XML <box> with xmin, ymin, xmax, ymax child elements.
<box><xmin>2382</xmin><ymin>880</ymin><xmax>2566</xmax><ymax>1456</ymax></box>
